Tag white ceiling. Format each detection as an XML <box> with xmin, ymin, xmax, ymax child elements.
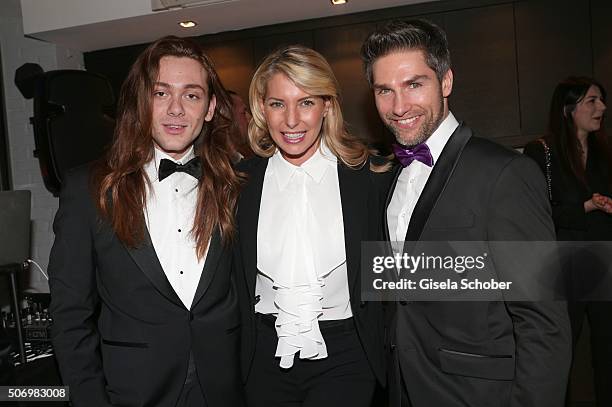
<box><xmin>20</xmin><ymin>0</ymin><xmax>439</xmax><ymax>52</ymax></box>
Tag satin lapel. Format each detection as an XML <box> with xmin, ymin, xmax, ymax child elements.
<box><xmin>125</xmin><ymin>229</ymin><xmax>183</xmax><ymax>308</ymax></box>
<box><xmin>404</xmin><ymin>123</ymin><xmax>472</xmax><ymax>243</ymax></box>
<box><xmin>240</xmin><ymin>159</ymin><xmax>268</xmax><ymax>300</ymax></box>
<box><xmin>191</xmin><ymin>229</ymin><xmax>222</xmax><ymax>309</ymax></box>
<box><xmin>338</xmin><ymin>163</ymin><xmax>367</xmax><ymax>297</ymax></box>
<box><xmin>384</xmin><ymin>164</ymin><xmax>403</xmax><ymax>241</ymax></box>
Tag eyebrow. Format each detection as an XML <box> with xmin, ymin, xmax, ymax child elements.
<box><xmin>373</xmin><ymin>74</ymin><xmax>430</xmax><ymax>90</ymax></box>
<box><xmin>265</xmin><ymin>96</ymin><xmax>317</xmax><ymax>102</ymax></box>
<box><xmin>154</xmin><ymin>82</ymin><xmax>207</xmax><ymax>92</ymax></box>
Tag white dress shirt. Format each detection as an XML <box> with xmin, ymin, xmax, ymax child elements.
<box><xmin>143</xmin><ymin>146</ymin><xmax>207</xmax><ymax>310</ymax></box>
<box><xmin>256</xmin><ymin>143</ymin><xmax>352</xmax><ymax>368</ymax></box>
<box><xmin>387</xmin><ymin>112</ymin><xmax>459</xmax><ymax>242</ymax></box>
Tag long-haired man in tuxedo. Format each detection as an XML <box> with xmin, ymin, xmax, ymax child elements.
<box><xmin>48</xmin><ymin>36</ymin><xmax>244</xmax><ymax>407</ymax></box>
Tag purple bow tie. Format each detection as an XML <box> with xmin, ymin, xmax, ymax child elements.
<box><xmin>392</xmin><ymin>142</ymin><xmax>434</xmax><ymax>168</ymax></box>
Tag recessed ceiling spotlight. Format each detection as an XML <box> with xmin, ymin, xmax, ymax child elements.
<box><xmin>331</xmin><ymin>0</ymin><xmax>347</xmax><ymax>4</ymax></box>
<box><xmin>179</xmin><ymin>20</ymin><xmax>197</xmax><ymax>28</ymax></box>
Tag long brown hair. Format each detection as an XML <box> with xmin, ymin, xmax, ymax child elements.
<box><xmin>249</xmin><ymin>45</ymin><xmax>387</xmax><ymax>171</ymax></box>
<box><xmin>93</xmin><ymin>36</ymin><xmax>240</xmax><ymax>256</ymax></box>
<box><xmin>546</xmin><ymin>76</ymin><xmax>611</xmax><ymax>187</ymax></box>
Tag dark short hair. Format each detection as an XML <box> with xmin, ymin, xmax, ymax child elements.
<box><xmin>360</xmin><ymin>19</ymin><xmax>451</xmax><ymax>85</ymax></box>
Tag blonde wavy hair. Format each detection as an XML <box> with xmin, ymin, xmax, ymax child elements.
<box><xmin>248</xmin><ymin>45</ymin><xmax>382</xmax><ymax>169</ymax></box>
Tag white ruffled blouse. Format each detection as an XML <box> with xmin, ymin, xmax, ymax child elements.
<box><xmin>255</xmin><ymin>144</ymin><xmax>352</xmax><ymax>368</ymax></box>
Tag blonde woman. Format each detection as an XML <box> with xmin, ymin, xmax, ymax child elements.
<box><xmin>234</xmin><ymin>45</ymin><xmax>389</xmax><ymax>407</ymax></box>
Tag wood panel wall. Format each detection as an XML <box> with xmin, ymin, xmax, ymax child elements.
<box><xmin>84</xmin><ymin>0</ymin><xmax>612</xmax><ymax>147</ymax></box>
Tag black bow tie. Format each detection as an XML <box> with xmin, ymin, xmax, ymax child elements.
<box><xmin>158</xmin><ymin>157</ymin><xmax>201</xmax><ymax>181</ymax></box>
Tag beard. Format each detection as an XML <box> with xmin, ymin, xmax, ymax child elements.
<box><xmin>386</xmin><ymin>93</ymin><xmax>446</xmax><ymax>147</ymax></box>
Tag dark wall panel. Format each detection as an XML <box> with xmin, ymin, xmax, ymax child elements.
<box><xmin>591</xmin><ymin>0</ymin><xmax>612</xmax><ymax>136</ymax></box>
<box><xmin>314</xmin><ymin>23</ymin><xmax>382</xmax><ymax>143</ymax></box>
<box><xmin>515</xmin><ymin>0</ymin><xmax>592</xmax><ymax>140</ymax></box>
<box><xmin>388</xmin><ymin>12</ymin><xmax>446</xmax><ymax>31</ymax></box>
<box><xmin>84</xmin><ymin>44</ymin><xmax>145</xmax><ymax>98</ymax></box>
<box><xmin>84</xmin><ymin>0</ymin><xmax>612</xmax><ymax>148</ymax></box>
<box><xmin>253</xmin><ymin>31</ymin><xmax>314</xmax><ymax>67</ymax></box>
<box><xmin>202</xmin><ymin>39</ymin><xmax>255</xmax><ymax>101</ymax></box>
<box><xmin>445</xmin><ymin>4</ymin><xmax>520</xmax><ymax>142</ymax></box>
<box><xmin>0</xmin><ymin>49</ymin><xmax>10</xmax><ymax>190</ymax></box>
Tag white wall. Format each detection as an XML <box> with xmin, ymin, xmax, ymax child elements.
<box><xmin>20</xmin><ymin>0</ymin><xmax>151</xmax><ymax>34</ymax></box>
<box><xmin>1</xmin><ymin>0</ymin><xmax>84</xmax><ymax>295</ymax></box>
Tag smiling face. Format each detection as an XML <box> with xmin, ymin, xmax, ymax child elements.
<box><xmin>571</xmin><ymin>84</ymin><xmax>606</xmax><ymax>139</ymax></box>
<box><xmin>372</xmin><ymin>50</ymin><xmax>453</xmax><ymax>147</ymax></box>
<box><xmin>151</xmin><ymin>56</ymin><xmax>216</xmax><ymax>160</ymax></box>
<box><xmin>262</xmin><ymin>72</ymin><xmax>330</xmax><ymax>166</ymax></box>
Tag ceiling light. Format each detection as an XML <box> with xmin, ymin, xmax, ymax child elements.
<box><xmin>331</xmin><ymin>0</ymin><xmax>347</xmax><ymax>4</ymax></box>
<box><xmin>179</xmin><ymin>21</ymin><xmax>197</xmax><ymax>28</ymax></box>
<box><xmin>153</xmin><ymin>0</ymin><xmax>238</xmax><ymax>12</ymax></box>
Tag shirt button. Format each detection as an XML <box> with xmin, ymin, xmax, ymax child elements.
<box><xmin>178</xmin><ymin>229</ymin><xmax>182</xmax><ymax>233</ymax></box>
<box><xmin>179</xmin><ymin>271</ymin><xmax>184</xmax><ymax>275</ymax></box>
<box><xmin>175</xmin><ymin>188</ymin><xmax>179</xmax><ymax>192</ymax></box>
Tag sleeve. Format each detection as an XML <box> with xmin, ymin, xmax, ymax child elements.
<box><xmin>48</xmin><ymin>169</ymin><xmax>112</xmax><ymax>407</ymax></box>
<box><xmin>523</xmin><ymin>142</ymin><xmax>587</xmax><ymax>231</ymax></box>
<box><xmin>487</xmin><ymin>155</ymin><xmax>572</xmax><ymax>407</ymax></box>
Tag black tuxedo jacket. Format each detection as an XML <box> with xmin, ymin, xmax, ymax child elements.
<box><xmin>234</xmin><ymin>156</ymin><xmax>388</xmax><ymax>385</ymax></box>
<box><xmin>48</xmin><ymin>167</ymin><xmax>244</xmax><ymax>407</ymax></box>
<box><xmin>386</xmin><ymin>124</ymin><xmax>572</xmax><ymax>407</ymax></box>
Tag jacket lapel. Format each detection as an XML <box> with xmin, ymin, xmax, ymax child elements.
<box><xmin>404</xmin><ymin>123</ymin><xmax>472</xmax><ymax>242</ymax></box>
<box><xmin>125</xmin><ymin>229</ymin><xmax>184</xmax><ymax>308</ymax></box>
<box><xmin>384</xmin><ymin>165</ymin><xmax>403</xmax><ymax>241</ymax></box>
<box><xmin>239</xmin><ymin>158</ymin><xmax>269</xmax><ymax>300</ymax></box>
<box><xmin>338</xmin><ymin>163</ymin><xmax>367</xmax><ymax>298</ymax></box>
<box><xmin>191</xmin><ymin>229</ymin><xmax>222</xmax><ymax>309</ymax></box>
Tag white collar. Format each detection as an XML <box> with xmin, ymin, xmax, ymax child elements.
<box><xmin>269</xmin><ymin>141</ymin><xmax>337</xmax><ymax>191</ymax></box>
<box><xmin>425</xmin><ymin>111</ymin><xmax>459</xmax><ymax>164</ymax></box>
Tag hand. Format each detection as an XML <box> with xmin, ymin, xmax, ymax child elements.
<box><xmin>586</xmin><ymin>193</ymin><xmax>612</xmax><ymax>214</ymax></box>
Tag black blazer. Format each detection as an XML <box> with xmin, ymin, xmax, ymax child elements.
<box><xmin>523</xmin><ymin>137</ymin><xmax>612</xmax><ymax>241</ymax></box>
<box><xmin>48</xmin><ymin>167</ymin><xmax>244</xmax><ymax>407</ymax></box>
<box><xmin>386</xmin><ymin>124</ymin><xmax>572</xmax><ymax>407</ymax></box>
<box><xmin>234</xmin><ymin>156</ymin><xmax>388</xmax><ymax>386</ymax></box>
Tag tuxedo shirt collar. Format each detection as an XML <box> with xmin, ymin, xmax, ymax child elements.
<box><xmin>269</xmin><ymin>141</ymin><xmax>337</xmax><ymax>191</ymax></box>
<box><xmin>424</xmin><ymin>111</ymin><xmax>459</xmax><ymax>165</ymax></box>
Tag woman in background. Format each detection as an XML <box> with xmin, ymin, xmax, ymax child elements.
<box><xmin>524</xmin><ymin>76</ymin><xmax>612</xmax><ymax>406</ymax></box>
<box><xmin>234</xmin><ymin>45</ymin><xmax>388</xmax><ymax>407</ymax></box>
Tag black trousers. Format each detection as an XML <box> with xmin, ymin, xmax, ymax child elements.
<box><xmin>568</xmin><ymin>301</ymin><xmax>612</xmax><ymax>407</ymax></box>
<box><xmin>245</xmin><ymin>314</ymin><xmax>376</xmax><ymax>407</ymax></box>
<box><xmin>400</xmin><ymin>364</ymin><xmax>413</xmax><ymax>407</ymax></box>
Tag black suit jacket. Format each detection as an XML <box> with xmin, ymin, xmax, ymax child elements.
<box><xmin>386</xmin><ymin>124</ymin><xmax>572</xmax><ymax>407</ymax></box>
<box><xmin>48</xmin><ymin>167</ymin><xmax>244</xmax><ymax>407</ymax></box>
<box><xmin>234</xmin><ymin>156</ymin><xmax>388</xmax><ymax>385</ymax></box>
